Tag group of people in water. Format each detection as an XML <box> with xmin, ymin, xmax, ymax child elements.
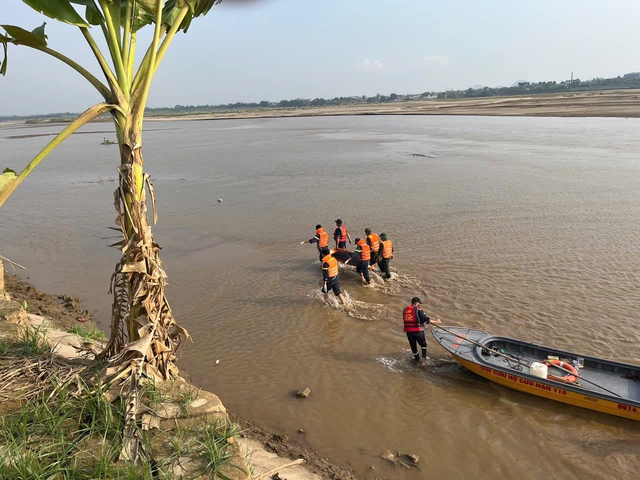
<box><xmin>302</xmin><ymin>219</ymin><xmax>393</xmax><ymax>303</ymax></box>
<box><xmin>302</xmin><ymin>219</ymin><xmax>440</xmax><ymax>364</ymax></box>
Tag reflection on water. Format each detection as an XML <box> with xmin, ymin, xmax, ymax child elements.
<box><xmin>3</xmin><ymin>115</ymin><xmax>640</xmax><ymax>479</ymax></box>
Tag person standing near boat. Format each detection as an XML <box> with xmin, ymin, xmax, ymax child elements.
<box><xmin>334</xmin><ymin>219</ymin><xmax>352</xmax><ymax>250</ymax></box>
<box><xmin>404</xmin><ymin>297</ymin><xmax>441</xmax><ymax>365</ymax></box>
<box><xmin>302</xmin><ymin>224</ymin><xmax>329</xmax><ymax>262</ymax></box>
<box><xmin>321</xmin><ymin>247</ymin><xmax>348</xmax><ymax>306</ymax></box>
<box><xmin>352</xmin><ymin>238</ymin><xmax>371</xmax><ymax>285</ymax></box>
<box><xmin>364</xmin><ymin>228</ymin><xmax>380</xmax><ymax>265</ymax></box>
<box><xmin>378</xmin><ymin>232</ymin><xmax>394</xmax><ymax>279</ymax></box>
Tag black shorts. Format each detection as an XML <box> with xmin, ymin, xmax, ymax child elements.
<box><xmin>337</xmin><ymin>241</ymin><xmax>347</xmax><ymax>249</ymax></box>
<box><xmin>325</xmin><ymin>277</ymin><xmax>341</xmax><ymax>296</ymax></box>
<box><xmin>406</xmin><ymin>331</ymin><xmax>427</xmax><ymax>352</ymax></box>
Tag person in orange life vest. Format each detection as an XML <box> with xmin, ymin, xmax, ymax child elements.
<box><xmin>320</xmin><ymin>247</ymin><xmax>347</xmax><ymax>306</ymax></box>
<box><xmin>302</xmin><ymin>224</ymin><xmax>330</xmax><ymax>262</ymax></box>
<box><xmin>351</xmin><ymin>238</ymin><xmax>371</xmax><ymax>285</ymax></box>
<box><xmin>364</xmin><ymin>228</ymin><xmax>380</xmax><ymax>266</ymax></box>
<box><xmin>404</xmin><ymin>297</ymin><xmax>441</xmax><ymax>364</ymax></box>
<box><xmin>333</xmin><ymin>219</ymin><xmax>352</xmax><ymax>250</ymax></box>
<box><xmin>378</xmin><ymin>232</ymin><xmax>394</xmax><ymax>279</ymax></box>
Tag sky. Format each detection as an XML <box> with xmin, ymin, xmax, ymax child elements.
<box><xmin>1</xmin><ymin>0</ymin><xmax>640</xmax><ymax>115</ymax></box>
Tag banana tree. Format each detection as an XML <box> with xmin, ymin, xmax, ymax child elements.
<box><xmin>1</xmin><ymin>0</ymin><xmax>229</xmax><ymax>459</ymax></box>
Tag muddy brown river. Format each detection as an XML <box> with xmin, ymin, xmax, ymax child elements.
<box><xmin>2</xmin><ymin>115</ymin><xmax>640</xmax><ymax>479</ymax></box>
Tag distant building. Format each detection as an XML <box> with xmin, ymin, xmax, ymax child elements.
<box><xmin>623</xmin><ymin>72</ymin><xmax>640</xmax><ymax>79</ymax></box>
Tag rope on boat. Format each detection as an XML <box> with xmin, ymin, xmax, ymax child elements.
<box><xmin>432</xmin><ymin>325</ymin><xmax>623</xmax><ymax>398</ymax></box>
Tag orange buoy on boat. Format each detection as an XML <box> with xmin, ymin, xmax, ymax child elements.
<box><xmin>545</xmin><ymin>360</ymin><xmax>578</xmax><ymax>383</ymax></box>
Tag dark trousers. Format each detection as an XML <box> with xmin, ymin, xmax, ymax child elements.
<box><xmin>378</xmin><ymin>257</ymin><xmax>391</xmax><ymax>279</ymax></box>
<box><xmin>406</xmin><ymin>331</ymin><xmax>427</xmax><ymax>361</ymax></box>
<box><xmin>325</xmin><ymin>276</ymin><xmax>341</xmax><ymax>296</ymax></box>
<box><xmin>356</xmin><ymin>260</ymin><xmax>370</xmax><ymax>283</ymax></box>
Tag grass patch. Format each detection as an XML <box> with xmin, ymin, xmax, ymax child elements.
<box><xmin>0</xmin><ymin>374</ymin><xmax>245</xmax><ymax>479</ymax></box>
<box><xmin>177</xmin><ymin>386</ymin><xmax>200</xmax><ymax>413</ymax></box>
<box><xmin>194</xmin><ymin>419</ymin><xmax>243</xmax><ymax>479</ymax></box>
<box><xmin>68</xmin><ymin>324</ymin><xmax>106</xmax><ymax>342</ymax></box>
<box><xmin>16</xmin><ymin>323</ymin><xmax>50</xmax><ymax>356</ymax></box>
<box><xmin>0</xmin><ymin>383</ymin><xmax>159</xmax><ymax>479</ymax></box>
<box><xmin>143</xmin><ymin>378</ymin><xmax>171</xmax><ymax>408</ymax></box>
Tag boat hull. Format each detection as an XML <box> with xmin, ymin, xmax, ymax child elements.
<box><xmin>454</xmin><ymin>356</ymin><xmax>640</xmax><ymax>421</ymax></box>
<box><xmin>432</xmin><ymin>326</ymin><xmax>640</xmax><ymax>421</ymax></box>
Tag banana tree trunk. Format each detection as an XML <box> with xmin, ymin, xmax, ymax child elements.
<box><xmin>100</xmin><ymin>121</ymin><xmax>189</xmax><ymax>380</ymax></box>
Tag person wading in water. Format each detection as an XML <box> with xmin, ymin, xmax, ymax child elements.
<box><xmin>321</xmin><ymin>247</ymin><xmax>348</xmax><ymax>306</ymax></box>
<box><xmin>302</xmin><ymin>224</ymin><xmax>329</xmax><ymax>262</ymax></box>
<box><xmin>352</xmin><ymin>238</ymin><xmax>371</xmax><ymax>285</ymax></box>
<box><xmin>403</xmin><ymin>296</ymin><xmax>441</xmax><ymax>365</ymax></box>
<box><xmin>334</xmin><ymin>219</ymin><xmax>352</xmax><ymax>250</ymax></box>
<box><xmin>378</xmin><ymin>232</ymin><xmax>394</xmax><ymax>279</ymax></box>
<box><xmin>364</xmin><ymin>228</ymin><xmax>380</xmax><ymax>266</ymax></box>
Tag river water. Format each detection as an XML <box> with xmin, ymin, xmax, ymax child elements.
<box><xmin>2</xmin><ymin>115</ymin><xmax>640</xmax><ymax>479</ymax></box>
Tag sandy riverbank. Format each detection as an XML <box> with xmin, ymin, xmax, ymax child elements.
<box><xmin>144</xmin><ymin>89</ymin><xmax>640</xmax><ymax>122</ymax></box>
<box><xmin>1</xmin><ymin>269</ymin><xmax>361</xmax><ymax>479</ymax></box>
<box><xmin>2</xmin><ymin>89</ymin><xmax>640</xmax><ymax>130</ymax></box>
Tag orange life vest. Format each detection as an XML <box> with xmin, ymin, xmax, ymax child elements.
<box><xmin>403</xmin><ymin>305</ymin><xmax>423</xmax><ymax>332</ymax></box>
<box><xmin>381</xmin><ymin>240</ymin><xmax>393</xmax><ymax>259</ymax></box>
<box><xmin>337</xmin><ymin>225</ymin><xmax>348</xmax><ymax>243</ymax></box>
<box><xmin>367</xmin><ymin>233</ymin><xmax>380</xmax><ymax>252</ymax></box>
<box><xmin>322</xmin><ymin>254</ymin><xmax>339</xmax><ymax>278</ymax></box>
<box><xmin>316</xmin><ymin>228</ymin><xmax>329</xmax><ymax>248</ymax></box>
<box><xmin>357</xmin><ymin>239</ymin><xmax>371</xmax><ymax>261</ymax></box>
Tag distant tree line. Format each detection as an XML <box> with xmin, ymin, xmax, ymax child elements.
<box><xmin>438</xmin><ymin>74</ymin><xmax>640</xmax><ymax>100</ymax></box>
<box><xmin>143</xmin><ymin>73</ymin><xmax>640</xmax><ymax>115</ymax></box>
<box><xmin>4</xmin><ymin>73</ymin><xmax>640</xmax><ymax>121</ymax></box>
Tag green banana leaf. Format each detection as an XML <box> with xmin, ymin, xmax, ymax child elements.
<box><xmin>1</xmin><ymin>24</ymin><xmax>48</xmax><ymax>48</ymax></box>
<box><xmin>22</xmin><ymin>0</ymin><xmax>90</xmax><ymax>27</ymax></box>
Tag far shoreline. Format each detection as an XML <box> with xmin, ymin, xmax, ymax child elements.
<box><xmin>2</xmin><ymin>89</ymin><xmax>640</xmax><ymax>130</ymax></box>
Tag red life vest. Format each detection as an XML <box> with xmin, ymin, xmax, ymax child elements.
<box><xmin>367</xmin><ymin>233</ymin><xmax>380</xmax><ymax>252</ymax></box>
<box><xmin>403</xmin><ymin>305</ymin><xmax>423</xmax><ymax>332</ymax></box>
<box><xmin>357</xmin><ymin>239</ymin><xmax>370</xmax><ymax>261</ymax></box>
<box><xmin>322</xmin><ymin>254</ymin><xmax>339</xmax><ymax>278</ymax></box>
<box><xmin>338</xmin><ymin>225</ymin><xmax>348</xmax><ymax>243</ymax></box>
<box><xmin>316</xmin><ymin>228</ymin><xmax>329</xmax><ymax>248</ymax></box>
<box><xmin>381</xmin><ymin>240</ymin><xmax>393</xmax><ymax>259</ymax></box>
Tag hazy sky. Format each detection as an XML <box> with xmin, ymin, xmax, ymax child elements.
<box><xmin>1</xmin><ymin>0</ymin><xmax>640</xmax><ymax>115</ymax></box>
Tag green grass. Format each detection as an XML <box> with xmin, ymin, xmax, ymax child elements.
<box><xmin>0</xmin><ymin>375</ymin><xmax>244</xmax><ymax>480</ymax></box>
<box><xmin>193</xmin><ymin>419</ymin><xmax>243</xmax><ymax>479</ymax></box>
<box><xmin>68</xmin><ymin>324</ymin><xmax>106</xmax><ymax>342</ymax></box>
<box><xmin>16</xmin><ymin>324</ymin><xmax>50</xmax><ymax>356</ymax></box>
<box><xmin>0</xmin><ymin>382</ymin><xmax>159</xmax><ymax>479</ymax></box>
<box><xmin>177</xmin><ymin>386</ymin><xmax>200</xmax><ymax>413</ymax></box>
<box><xmin>143</xmin><ymin>378</ymin><xmax>171</xmax><ymax>408</ymax></box>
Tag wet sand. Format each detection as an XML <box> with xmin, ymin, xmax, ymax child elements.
<box><xmin>146</xmin><ymin>89</ymin><xmax>640</xmax><ymax>122</ymax></box>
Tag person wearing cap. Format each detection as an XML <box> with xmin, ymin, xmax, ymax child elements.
<box><xmin>378</xmin><ymin>232</ymin><xmax>394</xmax><ymax>279</ymax></box>
<box><xmin>351</xmin><ymin>238</ymin><xmax>371</xmax><ymax>285</ymax></box>
<box><xmin>320</xmin><ymin>247</ymin><xmax>347</xmax><ymax>306</ymax></box>
<box><xmin>364</xmin><ymin>228</ymin><xmax>380</xmax><ymax>266</ymax></box>
<box><xmin>403</xmin><ymin>297</ymin><xmax>441</xmax><ymax>364</ymax></box>
<box><xmin>302</xmin><ymin>224</ymin><xmax>329</xmax><ymax>262</ymax></box>
<box><xmin>333</xmin><ymin>219</ymin><xmax>352</xmax><ymax>250</ymax></box>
